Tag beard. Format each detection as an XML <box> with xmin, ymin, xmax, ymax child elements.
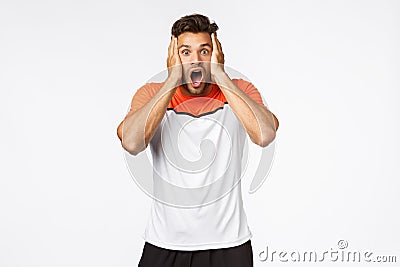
<box><xmin>181</xmin><ymin>79</ymin><xmax>212</xmax><ymax>95</ymax></box>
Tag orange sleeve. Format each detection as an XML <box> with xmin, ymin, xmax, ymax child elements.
<box><xmin>233</xmin><ymin>78</ymin><xmax>279</xmax><ymax>130</ymax></box>
<box><xmin>117</xmin><ymin>82</ymin><xmax>163</xmax><ymax>141</ymax></box>
<box><xmin>126</xmin><ymin>82</ymin><xmax>163</xmax><ymax>115</ymax></box>
<box><xmin>233</xmin><ymin>78</ymin><xmax>266</xmax><ymax>106</ymax></box>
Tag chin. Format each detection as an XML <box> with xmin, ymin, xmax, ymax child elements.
<box><xmin>183</xmin><ymin>82</ymin><xmax>209</xmax><ymax>95</ymax></box>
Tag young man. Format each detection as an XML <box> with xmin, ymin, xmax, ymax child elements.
<box><xmin>117</xmin><ymin>14</ymin><xmax>279</xmax><ymax>267</ymax></box>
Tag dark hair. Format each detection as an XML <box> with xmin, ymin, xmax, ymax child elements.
<box><xmin>171</xmin><ymin>14</ymin><xmax>219</xmax><ymax>37</ymax></box>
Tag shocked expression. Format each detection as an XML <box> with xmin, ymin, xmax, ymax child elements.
<box><xmin>177</xmin><ymin>32</ymin><xmax>213</xmax><ymax>95</ymax></box>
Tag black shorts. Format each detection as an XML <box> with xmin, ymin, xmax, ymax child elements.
<box><xmin>138</xmin><ymin>240</ymin><xmax>253</xmax><ymax>267</ymax></box>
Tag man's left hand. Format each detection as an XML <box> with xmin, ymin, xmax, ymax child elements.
<box><xmin>211</xmin><ymin>33</ymin><xmax>225</xmax><ymax>79</ymax></box>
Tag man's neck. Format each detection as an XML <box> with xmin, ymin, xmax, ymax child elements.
<box><xmin>180</xmin><ymin>83</ymin><xmax>214</xmax><ymax>97</ymax></box>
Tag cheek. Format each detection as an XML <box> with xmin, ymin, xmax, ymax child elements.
<box><xmin>181</xmin><ymin>59</ymin><xmax>192</xmax><ymax>69</ymax></box>
<box><xmin>203</xmin><ymin>62</ymin><xmax>211</xmax><ymax>71</ymax></box>
<box><xmin>201</xmin><ymin>54</ymin><xmax>212</xmax><ymax>61</ymax></box>
<box><xmin>179</xmin><ymin>54</ymin><xmax>190</xmax><ymax>64</ymax></box>
<box><xmin>181</xmin><ymin>63</ymin><xmax>191</xmax><ymax>74</ymax></box>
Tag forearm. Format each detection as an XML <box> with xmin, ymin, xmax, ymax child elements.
<box><xmin>213</xmin><ymin>72</ymin><xmax>277</xmax><ymax>147</ymax></box>
<box><xmin>121</xmin><ymin>76</ymin><xmax>180</xmax><ymax>155</ymax></box>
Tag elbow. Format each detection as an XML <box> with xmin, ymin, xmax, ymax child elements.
<box><xmin>117</xmin><ymin>122</ymin><xmax>147</xmax><ymax>156</ymax></box>
<box><xmin>123</xmin><ymin>145</ymin><xmax>139</xmax><ymax>156</ymax></box>
<box><xmin>123</xmin><ymin>146</ymin><xmax>143</xmax><ymax>156</ymax></box>
<box><xmin>127</xmin><ymin>149</ymin><xmax>141</xmax><ymax>156</ymax></box>
<box><xmin>257</xmin><ymin>129</ymin><xmax>276</xmax><ymax>148</ymax></box>
<box><xmin>257</xmin><ymin>113</ymin><xmax>278</xmax><ymax>147</ymax></box>
<box><xmin>122</xmin><ymin>141</ymin><xmax>146</xmax><ymax>156</ymax></box>
<box><xmin>117</xmin><ymin>132</ymin><xmax>141</xmax><ymax>155</ymax></box>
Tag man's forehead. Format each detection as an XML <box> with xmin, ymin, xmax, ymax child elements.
<box><xmin>178</xmin><ymin>43</ymin><xmax>212</xmax><ymax>49</ymax></box>
<box><xmin>177</xmin><ymin>32</ymin><xmax>212</xmax><ymax>46</ymax></box>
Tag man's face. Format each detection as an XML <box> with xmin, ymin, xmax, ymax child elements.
<box><xmin>177</xmin><ymin>32</ymin><xmax>213</xmax><ymax>95</ymax></box>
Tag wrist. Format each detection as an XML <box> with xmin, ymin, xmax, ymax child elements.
<box><xmin>212</xmin><ymin>70</ymin><xmax>228</xmax><ymax>83</ymax></box>
<box><xmin>166</xmin><ymin>72</ymin><xmax>182</xmax><ymax>86</ymax></box>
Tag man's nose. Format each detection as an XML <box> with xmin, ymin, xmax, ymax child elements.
<box><xmin>191</xmin><ymin>52</ymin><xmax>201</xmax><ymax>65</ymax></box>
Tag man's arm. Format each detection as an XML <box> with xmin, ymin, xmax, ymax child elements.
<box><xmin>214</xmin><ymin>74</ymin><xmax>278</xmax><ymax>147</ymax></box>
<box><xmin>211</xmin><ymin>33</ymin><xmax>279</xmax><ymax>147</ymax></box>
<box><xmin>117</xmin><ymin>37</ymin><xmax>182</xmax><ymax>155</ymax></box>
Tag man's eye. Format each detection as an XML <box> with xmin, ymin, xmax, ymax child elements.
<box><xmin>201</xmin><ymin>49</ymin><xmax>209</xmax><ymax>55</ymax></box>
<box><xmin>182</xmin><ymin>50</ymin><xmax>190</xmax><ymax>55</ymax></box>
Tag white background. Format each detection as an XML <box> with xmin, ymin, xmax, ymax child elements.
<box><xmin>1</xmin><ymin>0</ymin><xmax>399</xmax><ymax>266</ymax></box>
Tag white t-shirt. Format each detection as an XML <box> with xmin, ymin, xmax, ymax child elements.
<box><xmin>129</xmin><ymin>79</ymin><xmax>265</xmax><ymax>251</ymax></box>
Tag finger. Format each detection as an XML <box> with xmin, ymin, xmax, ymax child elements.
<box><xmin>215</xmin><ymin>35</ymin><xmax>222</xmax><ymax>51</ymax></box>
<box><xmin>168</xmin><ymin>36</ymin><xmax>174</xmax><ymax>56</ymax></box>
<box><xmin>174</xmin><ymin>37</ymin><xmax>179</xmax><ymax>56</ymax></box>
<box><xmin>211</xmin><ymin>32</ymin><xmax>217</xmax><ymax>49</ymax></box>
<box><xmin>168</xmin><ymin>44</ymin><xmax>172</xmax><ymax>60</ymax></box>
<box><xmin>212</xmin><ymin>33</ymin><xmax>222</xmax><ymax>52</ymax></box>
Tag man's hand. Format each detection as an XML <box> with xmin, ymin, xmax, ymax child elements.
<box><xmin>167</xmin><ymin>36</ymin><xmax>182</xmax><ymax>81</ymax></box>
<box><xmin>211</xmin><ymin>33</ymin><xmax>225</xmax><ymax>80</ymax></box>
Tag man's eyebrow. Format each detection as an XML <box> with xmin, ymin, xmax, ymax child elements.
<box><xmin>200</xmin><ymin>43</ymin><xmax>212</xmax><ymax>48</ymax></box>
<box><xmin>178</xmin><ymin>43</ymin><xmax>212</xmax><ymax>50</ymax></box>
<box><xmin>178</xmin><ymin>44</ymin><xmax>190</xmax><ymax>49</ymax></box>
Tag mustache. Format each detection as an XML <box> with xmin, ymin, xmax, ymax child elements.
<box><xmin>185</xmin><ymin>66</ymin><xmax>206</xmax><ymax>74</ymax></box>
<box><xmin>182</xmin><ymin>61</ymin><xmax>206</xmax><ymax>69</ymax></box>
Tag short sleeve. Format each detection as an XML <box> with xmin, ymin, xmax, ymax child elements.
<box><xmin>126</xmin><ymin>82</ymin><xmax>163</xmax><ymax>115</ymax></box>
<box><xmin>233</xmin><ymin>78</ymin><xmax>266</xmax><ymax>106</ymax></box>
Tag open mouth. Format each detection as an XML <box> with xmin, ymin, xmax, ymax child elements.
<box><xmin>189</xmin><ymin>68</ymin><xmax>203</xmax><ymax>88</ymax></box>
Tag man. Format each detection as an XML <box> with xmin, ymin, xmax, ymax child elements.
<box><xmin>117</xmin><ymin>14</ymin><xmax>279</xmax><ymax>267</ymax></box>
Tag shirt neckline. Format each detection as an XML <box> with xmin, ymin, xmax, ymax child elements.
<box><xmin>177</xmin><ymin>83</ymin><xmax>219</xmax><ymax>100</ymax></box>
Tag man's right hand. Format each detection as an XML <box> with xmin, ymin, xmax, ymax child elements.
<box><xmin>167</xmin><ymin>36</ymin><xmax>182</xmax><ymax>81</ymax></box>
<box><xmin>118</xmin><ymin>36</ymin><xmax>183</xmax><ymax>153</ymax></box>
